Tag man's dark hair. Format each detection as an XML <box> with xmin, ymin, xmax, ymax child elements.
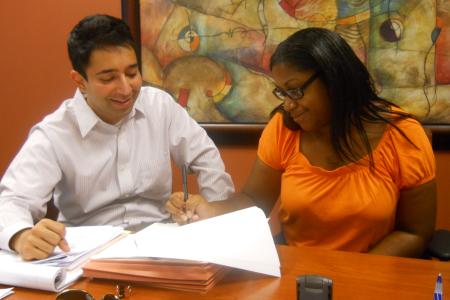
<box><xmin>67</xmin><ymin>14</ymin><xmax>137</xmax><ymax>79</ymax></box>
<box><xmin>270</xmin><ymin>27</ymin><xmax>414</xmax><ymax>167</ymax></box>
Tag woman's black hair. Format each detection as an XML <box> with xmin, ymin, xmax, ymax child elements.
<box><xmin>270</xmin><ymin>27</ymin><xmax>415</xmax><ymax>167</ymax></box>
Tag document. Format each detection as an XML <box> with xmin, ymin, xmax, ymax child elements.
<box><xmin>93</xmin><ymin>206</ymin><xmax>281</xmax><ymax>277</ymax></box>
<box><xmin>31</xmin><ymin>225</ymin><xmax>124</xmax><ymax>270</ymax></box>
<box><xmin>0</xmin><ymin>225</ymin><xmax>124</xmax><ymax>292</ymax></box>
<box><xmin>0</xmin><ymin>288</ymin><xmax>13</xmax><ymax>299</ymax></box>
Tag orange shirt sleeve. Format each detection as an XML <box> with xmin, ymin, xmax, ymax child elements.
<box><xmin>257</xmin><ymin>112</ymin><xmax>283</xmax><ymax>170</ymax></box>
<box><xmin>390</xmin><ymin>118</ymin><xmax>436</xmax><ymax>190</ymax></box>
<box><xmin>257</xmin><ymin>112</ymin><xmax>297</xmax><ymax>171</ymax></box>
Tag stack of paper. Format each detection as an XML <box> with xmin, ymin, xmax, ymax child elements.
<box><xmin>83</xmin><ymin>207</ymin><xmax>280</xmax><ymax>292</ymax></box>
<box><xmin>0</xmin><ymin>288</ymin><xmax>14</xmax><ymax>299</ymax></box>
<box><xmin>0</xmin><ymin>225</ymin><xmax>124</xmax><ymax>292</ymax></box>
<box><xmin>83</xmin><ymin>258</ymin><xmax>227</xmax><ymax>292</ymax></box>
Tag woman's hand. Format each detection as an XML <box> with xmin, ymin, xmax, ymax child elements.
<box><xmin>166</xmin><ymin>192</ymin><xmax>217</xmax><ymax>224</ymax></box>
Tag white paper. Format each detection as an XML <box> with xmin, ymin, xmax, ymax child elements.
<box><xmin>0</xmin><ymin>225</ymin><xmax>123</xmax><ymax>291</ymax></box>
<box><xmin>0</xmin><ymin>288</ymin><xmax>13</xmax><ymax>299</ymax></box>
<box><xmin>94</xmin><ymin>207</ymin><xmax>281</xmax><ymax>277</ymax></box>
<box><xmin>31</xmin><ymin>225</ymin><xmax>124</xmax><ymax>269</ymax></box>
<box><xmin>0</xmin><ymin>251</ymin><xmax>66</xmax><ymax>291</ymax></box>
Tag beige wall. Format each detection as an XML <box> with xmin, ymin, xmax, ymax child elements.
<box><xmin>1</xmin><ymin>1</ymin><xmax>449</xmax><ymax>230</ymax></box>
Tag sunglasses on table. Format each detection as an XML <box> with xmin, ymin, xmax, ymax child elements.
<box><xmin>272</xmin><ymin>71</ymin><xmax>321</xmax><ymax>101</ymax></box>
<box><xmin>55</xmin><ymin>285</ymin><xmax>131</xmax><ymax>300</ymax></box>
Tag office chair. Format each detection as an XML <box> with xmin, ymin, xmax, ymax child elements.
<box><xmin>422</xmin><ymin>128</ymin><xmax>450</xmax><ymax>261</ymax></box>
<box><xmin>425</xmin><ymin>229</ymin><xmax>450</xmax><ymax>261</ymax></box>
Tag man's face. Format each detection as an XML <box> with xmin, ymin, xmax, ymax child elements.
<box><xmin>73</xmin><ymin>46</ymin><xmax>142</xmax><ymax>124</ymax></box>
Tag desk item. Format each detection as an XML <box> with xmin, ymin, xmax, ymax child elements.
<box><xmin>83</xmin><ymin>207</ymin><xmax>280</xmax><ymax>292</ymax></box>
<box><xmin>0</xmin><ymin>226</ymin><xmax>124</xmax><ymax>292</ymax></box>
<box><xmin>434</xmin><ymin>273</ymin><xmax>443</xmax><ymax>300</ymax></box>
<box><xmin>297</xmin><ymin>275</ymin><xmax>332</xmax><ymax>300</ymax></box>
<box><xmin>0</xmin><ymin>288</ymin><xmax>13</xmax><ymax>299</ymax></box>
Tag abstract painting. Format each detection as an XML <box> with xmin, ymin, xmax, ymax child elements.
<box><xmin>139</xmin><ymin>0</ymin><xmax>450</xmax><ymax>124</ymax></box>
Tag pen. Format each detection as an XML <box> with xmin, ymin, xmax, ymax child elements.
<box><xmin>182</xmin><ymin>164</ymin><xmax>189</xmax><ymax>202</ymax></box>
<box><xmin>434</xmin><ymin>273</ymin><xmax>443</xmax><ymax>300</ymax></box>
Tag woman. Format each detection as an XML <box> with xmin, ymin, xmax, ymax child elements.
<box><xmin>166</xmin><ymin>28</ymin><xmax>436</xmax><ymax>257</ymax></box>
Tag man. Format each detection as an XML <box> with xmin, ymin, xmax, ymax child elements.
<box><xmin>0</xmin><ymin>14</ymin><xmax>234</xmax><ymax>260</ymax></box>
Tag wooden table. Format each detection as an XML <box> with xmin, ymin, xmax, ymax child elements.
<box><xmin>5</xmin><ymin>245</ymin><xmax>450</xmax><ymax>299</ymax></box>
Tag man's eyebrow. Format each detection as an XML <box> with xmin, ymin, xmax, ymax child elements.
<box><xmin>95</xmin><ymin>69</ymin><xmax>116</xmax><ymax>76</ymax></box>
<box><xmin>95</xmin><ymin>64</ymin><xmax>139</xmax><ymax>76</ymax></box>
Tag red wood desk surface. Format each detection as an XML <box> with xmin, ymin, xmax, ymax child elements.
<box><xmin>4</xmin><ymin>245</ymin><xmax>450</xmax><ymax>300</ymax></box>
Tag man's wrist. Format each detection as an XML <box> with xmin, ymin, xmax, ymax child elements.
<box><xmin>9</xmin><ymin>228</ymin><xmax>30</xmax><ymax>252</ymax></box>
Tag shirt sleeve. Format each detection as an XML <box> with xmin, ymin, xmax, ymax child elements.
<box><xmin>257</xmin><ymin>112</ymin><xmax>285</xmax><ymax>170</ymax></box>
<box><xmin>164</xmin><ymin>93</ymin><xmax>235</xmax><ymax>202</ymax></box>
<box><xmin>391</xmin><ymin>118</ymin><xmax>436</xmax><ymax>190</ymax></box>
<box><xmin>0</xmin><ymin>128</ymin><xmax>61</xmax><ymax>250</ymax></box>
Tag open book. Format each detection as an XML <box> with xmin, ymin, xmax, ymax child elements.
<box><xmin>0</xmin><ymin>225</ymin><xmax>124</xmax><ymax>292</ymax></box>
<box><xmin>83</xmin><ymin>207</ymin><xmax>280</xmax><ymax>292</ymax></box>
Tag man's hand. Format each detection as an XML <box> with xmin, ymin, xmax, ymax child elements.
<box><xmin>10</xmin><ymin>219</ymin><xmax>70</xmax><ymax>261</ymax></box>
<box><xmin>166</xmin><ymin>192</ymin><xmax>217</xmax><ymax>224</ymax></box>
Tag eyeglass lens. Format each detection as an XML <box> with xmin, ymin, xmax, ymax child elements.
<box><xmin>273</xmin><ymin>71</ymin><xmax>319</xmax><ymax>101</ymax></box>
<box><xmin>102</xmin><ymin>294</ymin><xmax>120</xmax><ymax>300</ymax></box>
<box><xmin>55</xmin><ymin>290</ymin><xmax>120</xmax><ymax>300</ymax></box>
<box><xmin>55</xmin><ymin>289</ymin><xmax>94</xmax><ymax>300</ymax></box>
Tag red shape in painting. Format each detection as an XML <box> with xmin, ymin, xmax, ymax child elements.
<box><xmin>178</xmin><ymin>88</ymin><xmax>190</xmax><ymax>107</ymax></box>
<box><xmin>436</xmin><ymin>15</ymin><xmax>450</xmax><ymax>84</ymax></box>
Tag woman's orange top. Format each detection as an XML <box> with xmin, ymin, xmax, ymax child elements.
<box><xmin>258</xmin><ymin>112</ymin><xmax>435</xmax><ymax>252</ymax></box>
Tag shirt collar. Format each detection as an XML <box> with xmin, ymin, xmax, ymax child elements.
<box><xmin>72</xmin><ymin>89</ymin><xmax>145</xmax><ymax>138</ymax></box>
<box><xmin>133</xmin><ymin>92</ymin><xmax>145</xmax><ymax>117</ymax></box>
<box><xmin>73</xmin><ymin>89</ymin><xmax>99</xmax><ymax>138</ymax></box>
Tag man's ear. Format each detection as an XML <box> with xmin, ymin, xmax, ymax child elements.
<box><xmin>70</xmin><ymin>70</ymin><xmax>87</xmax><ymax>92</ymax></box>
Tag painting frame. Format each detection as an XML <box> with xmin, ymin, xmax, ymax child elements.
<box><xmin>122</xmin><ymin>0</ymin><xmax>450</xmax><ymax>149</ymax></box>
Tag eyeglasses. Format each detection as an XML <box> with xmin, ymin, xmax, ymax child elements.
<box><xmin>272</xmin><ymin>72</ymin><xmax>320</xmax><ymax>101</ymax></box>
<box><xmin>56</xmin><ymin>285</ymin><xmax>131</xmax><ymax>300</ymax></box>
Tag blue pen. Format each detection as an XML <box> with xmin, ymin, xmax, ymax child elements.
<box><xmin>434</xmin><ymin>273</ymin><xmax>443</xmax><ymax>300</ymax></box>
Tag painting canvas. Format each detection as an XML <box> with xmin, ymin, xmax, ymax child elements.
<box><xmin>138</xmin><ymin>0</ymin><xmax>450</xmax><ymax>124</ymax></box>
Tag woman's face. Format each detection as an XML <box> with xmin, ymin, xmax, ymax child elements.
<box><xmin>271</xmin><ymin>63</ymin><xmax>331</xmax><ymax>134</ymax></box>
